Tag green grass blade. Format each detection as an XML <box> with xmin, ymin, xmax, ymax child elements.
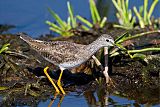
<box><xmin>115</xmin><ymin>44</ymin><xmax>127</xmax><ymax>51</ymax></box>
<box><xmin>118</xmin><ymin>30</ymin><xmax>160</xmax><ymax>43</ymax></box>
<box><xmin>131</xmin><ymin>53</ymin><xmax>146</xmax><ymax>60</ymax></box>
<box><xmin>90</xmin><ymin>0</ymin><xmax>97</xmax><ymax>24</ymax></box>
<box><xmin>131</xmin><ymin>16</ymin><xmax>136</xmax><ymax>25</ymax></box>
<box><xmin>91</xmin><ymin>0</ymin><xmax>101</xmax><ymax>22</ymax></box>
<box><xmin>81</xmin><ymin>25</ymin><xmax>90</xmax><ymax>30</ymax></box>
<box><xmin>133</xmin><ymin>6</ymin><xmax>145</xmax><ymax>28</ymax></box>
<box><xmin>0</xmin><ymin>43</ymin><xmax>10</xmax><ymax>54</ymax></box>
<box><xmin>148</xmin><ymin>0</ymin><xmax>159</xmax><ymax>19</ymax></box>
<box><xmin>67</xmin><ymin>1</ymin><xmax>76</xmax><ymax>28</ymax></box>
<box><xmin>67</xmin><ymin>17</ymin><xmax>71</xmax><ymax>26</ymax></box>
<box><xmin>100</xmin><ymin>17</ymin><xmax>107</xmax><ymax>28</ymax></box>
<box><xmin>46</xmin><ymin>21</ymin><xmax>61</xmax><ymax>31</ymax></box>
<box><xmin>139</xmin><ymin>6</ymin><xmax>144</xmax><ymax>16</ymax></box>
<box><xmin>0</xmin><ymin>86</ymin><xmax>9</xmax><ymax>91</ymax></box>
<box><xmin>113</xmin><ymin>24</ymin><xmax>133</xmax><ymax>29</ymax></box>
<box><xmin>115</xmin><ymin>32</ymin><xmax>130</xmax><ymax>43</ymax></box>
<box><xmin>144</xmin><ymin>0</ymin><xmax>148</xmax><ymax>22</ymax></box>
<box><xmin>112</xmin><ymin>0</ymin><xmax>126</xmax><ymax>24</ymax></box>
<box><xmin>125</xmin><ymin>0</ymin><xmax>129</xmax><ymax>21</ymax></box>
<box><xmin>77</xmin><ymin>15</ymin><xmax>93</xmax><ymax>28</ymax></box>
<box><xmin>126</xmin><ymin>0</ymin><xmax>129</xmax><ymax>11</ymax></box>
<box><xmin>47</xmin><ymin>7</ymin><xmax>66</xmax><ymax>29</ymax></box>
<box><xmin>122</xmin><ymin>0</ymin><xmax>127</xmax><ymax>23</ymax></box>
<box><xmin>2</xmin><ymin>43</ymin><xmax>10</xmax><ymax>48</ymax></box>
<box><xmin>128</xmin><ymin>48</ymin><xmax>160</xmax><ymax>53</ymax></box>
<box><xmin>49</xmin><ymin>27</ymin><xmax>62</xmax><ymax>34</ymax></box>
<box><xmin>128</xmin><ymin>10</ymin><xmax>132</xmax><ymax>20</ymax></box>
<box><xmin>110</xmin><ymin>51</ymin><xmax>121</xmax><ymax>57</ymax></box>
<box><xmin>117</xmin><ymin>0</ymin><xmax>121</xmax><ymax>8</ymax></box>
<box><xmin>121</xmin><ymin>0</ymin><xmax>125</xmax><ymax>14</ymax></box>
<box><xmin>112</xmin><ymin>0</ymin><xmax>122</xmax><ymax>13</ymax></box>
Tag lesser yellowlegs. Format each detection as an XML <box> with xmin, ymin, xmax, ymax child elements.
<box><xmin>18</xmin><ymin>33</ymin><xmax>114</xmax><ymax>95</ymax></box>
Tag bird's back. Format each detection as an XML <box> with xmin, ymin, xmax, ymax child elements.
<box><xmin>19</xmin><ymin>33</ymin><xmax>87</xmax><ymax>67</ymax></box>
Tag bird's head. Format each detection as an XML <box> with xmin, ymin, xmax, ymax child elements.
<box><xmin>96</xmin><ymin>34</ymin><xmax>115</xmax><ymax>47</ymax></box>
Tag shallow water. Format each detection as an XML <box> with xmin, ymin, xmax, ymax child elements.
<box><xmin>37</xmin><ymin>91</ymin><xmax>159</xmax><ymax>107</ymax></box>
<box><xmin>0</xmin><ymin>74</ymin><xmax>159</xmax><ymax>107</ymax></box>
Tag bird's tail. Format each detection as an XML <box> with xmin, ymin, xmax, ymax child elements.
<box><xmin>17</xmin><ymin>32</ymin><xmax>46</xmax><ymax>51</ymax></box>
<box><xmin>17</xmin><ymin>32</ymin><xmax>34</xmax><ymax>43</ymax></box>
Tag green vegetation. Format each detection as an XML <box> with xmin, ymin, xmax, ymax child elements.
<box><xmin>77</xmin><ymin>0</ymin><xmax>107</xmax><ymax>30</ymax></box>
<box><xmin>133</xmin><ymin>0</ymin><xmax>159</xmax><ymax>28</ymax></box>
<box><xmin>112</xmin><ymin>0</ymin><xmax>136</xmax><ymax>29</ymax></box>
<box><xmin>46</xmin><ymin>2</ymin><xmax>76</xmax><ymax>37</ymax></box>
<box><xmin>46</xmin><ymin>0</ymin><xmax>159</xmax><ymax>35</ymax></box>
<box><xmin>110</xmin><ymin>30</ymin><xmax>160</xmax><ymax>62</ymax></box>
<box><xmin>45</xmin><ymin>0</ymin><xmax>159</xmax><ymax>62</ymax></box>
<box><xmin>112</xmin><ymin>0</ymin><xmax>159</xmax><ymax>29</ymax></box>
<box><xmin>46</xmin><ymin>0</ymin><xmax>107</xmax><ymax>37</ymax></box>
<box><xmin>0</xmin><ymin>43</ymin><xmax>10</xmax><ymax>54</ymax></box>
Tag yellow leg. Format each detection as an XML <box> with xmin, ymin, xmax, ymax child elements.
<box><xmin>44</xmin><ymin>66</ymin><xmax>60</xmax><ymax>94</ymax></box>
<box><xmin>57</xmin><ymin>67</ymin><xmax>66</xmax><ymax>95</ymax></box>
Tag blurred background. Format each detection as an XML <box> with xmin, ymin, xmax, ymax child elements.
<box><xmin>0</xmin><ymin>0</ymin><xmax>159</xmax><ymax>37</ymax></box>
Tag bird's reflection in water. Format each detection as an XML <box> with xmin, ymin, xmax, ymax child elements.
<box><xmin>47</xmin><ymin>85</ymin><xmax>110</xmax><ymax>107</ymax></box>
<box><xmin>48</xmin><ymin>93</ymin><xmax>65</xmax><ymax>107</ymax></box>
<box><xmin>84</xmin><ymin>86</ymin><xmax>109</xmax><ymax>106</ymax></box>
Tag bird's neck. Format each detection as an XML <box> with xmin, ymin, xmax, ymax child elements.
<box><xmin>85</xmin><ymin>40</ymin><xmax>103</xmax><ymax>56</ymax></box>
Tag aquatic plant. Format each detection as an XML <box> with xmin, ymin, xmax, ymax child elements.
<box><xmin>77</xmin><ymin>0</ymin><xmax>107</xmax><ymax>30</ymax></box>
<box><xmin>112</xmin><ymin>0</ymin><xmax>136</xmax><ymax>29</ymax></box>
<box><xmin>0</xmin><ymin>43</ymin><xmax>10</xmax><ymax>54</ymax></box>
<box><xmin>112</xmin><ymin>0</ymin><xmax>159</xmax><ymax>29</ymax></box>
<box><xmin>46</xmin><ymin>0</ymin><xmax>107</xmax><ymax>36</ymax></box>
<box><xmin>133</xmin><ymin>0</ymin><xmax>159</xmax><ymax>28</ymax></box>
<box><xmin>110</xmin><ymin>30</ymin><xmax>160</xmax><ymax>62</ymax></box>
<box><xmin>46</xmin><ymin>2</ymin><xmax>76</xmax><ymax>37</ymax></box>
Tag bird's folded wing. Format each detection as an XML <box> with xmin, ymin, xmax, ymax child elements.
<box><xmin>38</xmin><ymin>41</ymin><xmax>86</xmax><ymax>64</ymax></box>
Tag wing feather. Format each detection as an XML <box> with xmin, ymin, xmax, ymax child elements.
<box><xmin>37</xmin><ymin>41</ymin><xmax>86</xmax><ymax>65</ymax></box>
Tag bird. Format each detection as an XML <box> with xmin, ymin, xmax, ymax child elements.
<box><xmin>18</xmin><ymin>33</ymin><xmax>114</xmax><ymax>95</ymax></box>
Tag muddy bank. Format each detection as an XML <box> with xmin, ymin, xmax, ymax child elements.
<box><xmin>0</xmin><ymin>27</ymin><xmax>159</xmax><ymax>106</ymax></box>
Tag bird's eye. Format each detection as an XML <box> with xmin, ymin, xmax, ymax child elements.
<box><xmin>106</xmin><ymin>39</ymin><xmax>109</xmax><ymax>42</ymax></box>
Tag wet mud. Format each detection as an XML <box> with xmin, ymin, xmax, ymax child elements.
<box><xmin>0</xmin><ymin>26</ymin><xmax>159</xmax><ymax>106</ymax></box>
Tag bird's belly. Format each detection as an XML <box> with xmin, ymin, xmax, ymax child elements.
<box><xmin>59</xmin><ymin>60</ymin><xmax>85</xmax><ymax>69</ymax></box>
<box><xmin>43</xmin><ymin>55</ymin><xmax>89</xmax><ymax>69</ymax></box>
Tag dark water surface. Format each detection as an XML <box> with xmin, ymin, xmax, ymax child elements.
<box><xmin>0</xmin><ymin>0</ymin><xmax>159</xmax><ymax>37</ymax></box>
<box><xmin>0</xmin><ymin>0</ymin><xmax>90</xmax><ymax>37</ymax></box>
<box><xmin>37</xmin><ymin>91</ymin><xmax>159</xmax><ymax>107</ymax></box>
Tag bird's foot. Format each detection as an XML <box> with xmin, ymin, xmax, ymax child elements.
<box><xmin>106</xmin><ymin>77</ymin><xmax>116</xmax><ymax>88</ymax></box>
